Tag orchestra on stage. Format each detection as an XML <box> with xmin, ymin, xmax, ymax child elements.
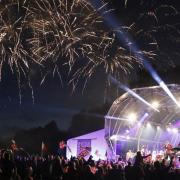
<box><xmin>126</xmin><ymin>142</ymin><xmax>180</xmax><ymax>167</ymax></box>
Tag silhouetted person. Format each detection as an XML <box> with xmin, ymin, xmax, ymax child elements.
<box><xmin>0</xmin><ymin>152</ymin><xmax>15</xmax><ymax>180</ymax></box>
<box><xmin>125</xmin><ymin>162</ymin><xmax>133</xmax><ymax>180</ymax></box>
<box><xmin>133</xmin><ymin>151</ymin><xmax>151</xmax><ymax>180</ymax></box>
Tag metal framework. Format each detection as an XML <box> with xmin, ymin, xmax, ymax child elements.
<box><xmin>105</xmin><ymin>84</ymin><xmax>180</xmax><ymax>158</ymax></box>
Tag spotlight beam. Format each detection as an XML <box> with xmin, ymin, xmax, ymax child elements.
<box><xmin>90</xmin><ymin>0</ymin><xmax>179</xmax><ymax>108</ymax></box>
<box><xmin>127</xmin><ymin>112</ymin><xmax>149</xmax><ymax>136</ymax></box>
<box><xmin>159</xmin><ymin>81</ymin><xmax>180</xmax><ymax>107</ymax></box>
<box><xmin>105</xmin><ymin>115</ymin><xmax>128</xmax><ymax>121</ymax></box>
<box><xmin>108</xmin><ymin>75</ymin><xmax>159</xmax><ymax>112</ymax></box>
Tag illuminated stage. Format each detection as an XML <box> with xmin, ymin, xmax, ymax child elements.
<box><xmin>105</xmin><ymin>84</ymin><xmax>180</xmax><ymax>159</ymax></box>
<box><xmin>67</xmin><ymin>84</ymin><xmax>180</xmax><ymax>160</ymax></box>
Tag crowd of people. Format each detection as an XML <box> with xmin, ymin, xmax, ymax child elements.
<box><xmin>0</xmin><ymin>148</ymin><xmax>179</xmax><ymax>180</ymax></box>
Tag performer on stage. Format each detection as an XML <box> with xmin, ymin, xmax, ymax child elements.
<box><xmin>141</xmin><ymin>145</ymin><xmax>148</xmax><ymax>156</ymax></box>
<box><xmin>164</xmin><ymin>141</ymin><xmax>173</xmax><ymax>159</ymax></box>
<box><xmin>126</xmin><ymin>150</ymin><xmax>135</xmax><ymax>162</ymax></box>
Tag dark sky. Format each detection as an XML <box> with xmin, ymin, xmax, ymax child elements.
<box><xmin>1</xmin><ymin>0</ymin><xmax>180</xmax><ymax>138</ymax></box>
<box><xmin>1</xmin><ymin>64</ymin><xmax>179</xmax><ymax>138</ymax></box>
<box><xmin>0</xmin><ymin>68</ymin><xmax>117</xmax><ymax>137</ymax></box>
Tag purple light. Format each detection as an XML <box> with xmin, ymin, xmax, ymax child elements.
<box><xmin>138</xmin><ymin>122</ymin><xmax>142</xmax><ymax>126</ymax></box>
<box><xmin>172</xmin><ymin>120</ymin><xmax>180</xmax><ymax>128</ymax></box>
<box><xmin>126</xmin><ymin>129</ymin><xmax>130</xmax><ymax>133</ymax></box>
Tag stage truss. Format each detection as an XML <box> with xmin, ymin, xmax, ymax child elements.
<box><xmin>105</xmin><ymin>84</ymin><xmax>180</xmax><ymax>158</ymax></box>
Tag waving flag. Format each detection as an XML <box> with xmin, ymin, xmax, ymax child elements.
<box><xmin>41</xmin><ymin>141</ymin><xmax>47</xmax><ymax>156</ymax></box>
<box><xmin>59</xmin><ymin>141</ymin><xmax>66</xmax><ymax>149</ymax></box>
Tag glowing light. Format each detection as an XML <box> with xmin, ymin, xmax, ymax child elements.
<box><xmin>138</xmin><ymin>113</ymin><xmax>149</xmax><ymax>125</ymax></box>
<box><xmin>157</xmin><ymin>126</ymin><xmax>160</xmax><ymax>130</ymax></box>
<box><xmin>126</xmin><ymin>135</ymin><xmax>130</xmax><ymax>140</ymax></box>
<box><xmin>167</xmin><ymin>127</ymin><xmax>171</xmax><ymax>132</ymax></box>
<box><xmin>127</xmin><ymin>113</ymin><xmax>137</xmax><ymax>123</ymax></box>
<box><xmin>105</xmin><ymin>116</ymin><xmax>128</xmax><ymax>121</ymax></box>
<box><xmin>151</xmin><ymin>101</ymin><xmax>159</xmax><ymax>109</ymax></box>
<box><xmin>126</xmin><ymin>129</ymin><xmax>130</xmax><ymax>133</ymax></box>
<box><xmin>159</xmin><ymin>81</ymin><xmax>180</xmax><ymax>108</ymax></box>
<box><xmin>147</xmin><ymin>122</ymin><xmax>151</xmax><ymax>127</ymax></box>
<box><xmin>172</xmin><ymin>128</ymin><xmax>178</xmax><ymax>133</ymax></box>
<box><xmin>138</xmin><ymin>122</ymin><xmax>142</xmax><ymax>126</ymax></box>
<box><xmin>110</xmin><ymin>135</ymin><xmax>118</xmax><ymax>141</ymax></box>
<box><xmin>108</xmin><ymin>75</ymin><xmax>159</xmax><ymax>112</ymax></box>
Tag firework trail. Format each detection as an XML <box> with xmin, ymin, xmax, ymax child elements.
<box><xmin>0</xmin><ymin>0</ymin><xmax>142</xmax><ymax>93</ymax></box>
<box><xmin>0</xmin><ymin>0</ymin><xmax>179</xmax><ymax>100</ymax></box>
<box><xmin>127</xmin><ymin>3</ymin><xmax>180</xmax><ymax>69</ymax></box>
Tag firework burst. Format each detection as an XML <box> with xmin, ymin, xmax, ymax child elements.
<box><xmin>2</xmin><ymin>0</ymin><xmax>176</xmax><ymax>99</ymax></box>
<box><xmin>128</xmin><ymin>4</ymin><xmax>180</xmax><ymax>69</ymax></box>
<box><xmin>27</xmin><ymin>0</ymin><xmax>144</xmax><ymax>88</ymax></box>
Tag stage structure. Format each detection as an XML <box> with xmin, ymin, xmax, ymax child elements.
<box><xmin>105</xmin><ymin>84</ymin><xmax>180</xmax><ymax>159</ymax></box>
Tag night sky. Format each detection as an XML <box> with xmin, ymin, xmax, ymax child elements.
<box><xmin>0</xmin><ymin>69</ymin><xmax>109</xmax><ymax>136</ymax></box>
<box><xmin>0</xmin><ymin>0</ymin><xmax>180</xmax><ymax>138</ymax></box>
